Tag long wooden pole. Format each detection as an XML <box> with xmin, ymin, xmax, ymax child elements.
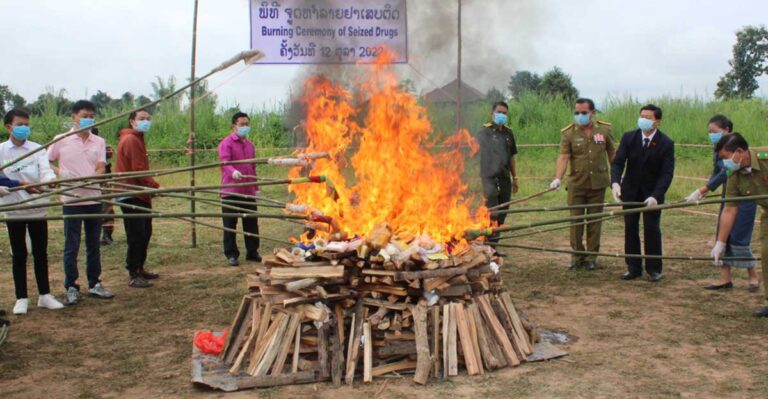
<box><xmin>494</xmin><ymin>243</ymin><xmax>760</xmax><ymax>262</ymax></box>
<box><xmin>456</xmin><ymin>0</ymin><xmax>462</xmax><ymax>131</ymax></box>
<box><xmin>189</xmin><ymin>0</ymin><xmax>200</xmax><ymax>248</ymax></box>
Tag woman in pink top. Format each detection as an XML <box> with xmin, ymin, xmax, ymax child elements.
<box><xmin>218</xmin><ymin>112</ymin><xmax>260</xmax><ymax>266</ymax></box>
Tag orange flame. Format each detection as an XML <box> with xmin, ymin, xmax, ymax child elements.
<box><xmin>289</xmin><ymin>52</ymin><xmax>490</xmax><ymax>246</ymax></box>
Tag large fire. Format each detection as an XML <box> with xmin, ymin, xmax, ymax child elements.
<box><xmin>288</xmin><ymin>52</ymin><xmax>490</xmax><ymax>247</ymax></box>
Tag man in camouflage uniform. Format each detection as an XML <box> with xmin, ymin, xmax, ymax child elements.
<box><xmin>711</xmin><ymin>133</ymin><xmax>768</xmax><ymax>317</ymax></box>
<box><xmin>477</xmin><ymin>101</ymin><xmax>519</xmax><ymax>246</ymax></box>
<box><xmin>550</xmin><ymin>98</ymin><xmax>615</xmax><ymax>270</ymax></box>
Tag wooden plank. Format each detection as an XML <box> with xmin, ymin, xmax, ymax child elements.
<box><xmin>330</xmin><ymin>314</ymin><xmax>344</xmax><ymax>386</ymax></box>
<box><xmin>318</xmin><ymin>322</ymin><xmax>330</xmax><ymax>380</ymax></box>
<box><xmin>247</xmin><ymin>312</ymin><xmax>285</xmax><ymax>375</ymax></box>
<box><xmin>384</xmin><ymin>331</ymin><xmax>415</xmax><ymax>341</ymax></box>
<box><xmin>465</xmin><ymin>303</ymin><xmax>484</xmax><ymax>375</ymax></box>
<box><xmin>255</xmin><ymin>303</ymin><xmax>273</xmax><ymax>346</ymax></box>
<box><xmin>270</xmin><ymin>265</ymin><xmax>344</xmax><ymax>279</ymax></box>
<box><xmin>431</xmin><ymin>306</ymin><xmax>441</xmax><ymax>379</ymax></box>
<box><xmin>221</xmin><ymin>296</ymin><xmax>250</xmax><ymax>364</ymax></box>
<box><xmin>363</xmin><ymin>322</ymin><xmax>373</xmax><ymax>383</ymax></box>
<box><xmin>253</xmin><ymin>314</ymin><xmax>291</xmax><ymax>376</ymax></box>
<box><xmin>468</xmin><ymin>302</ymin><xmax>503</xmax><ymax>370</ymax></box>
<box><xmin>271</xmin><ymin>313</ymin><xmax>301</xmax><ymax>376</ymax></box>
<box><xmin>234</xmin><ymin>370</ymin><xmax>318</xmax><ymax>389</ymax></box>
<box><xmin>447</xmin><ymin>302</ymin><xmax>458</xmax><ymax>376</ymax></box>
<box><xmin>442</xmin><ymin>304</ymin><xmax>449</xmax><ymax>379</ymax></box>
<box><xmin>229</xmin><ymin>303</ymin><xmax>262</xmax><ymax>374</ymax></box>
<box><xmin>393</xmin><ymin>267</ymin><xmax>469</xmax><ymax>281</ymax></box>
<box><xmin>362</xmin><ymin>298</ymin><xmax>408</xmax><ymax>311</ymax></box>
<box><xmin>371</xmin><ymin>359</ymin><xmax>418</xmax><ymax>377</ymax></box>
<box><xmin>291</xmin><ymin>323</ymin><xmax>301</xmax><ymax>374</ymax></box>
<box><xmin>284</xmin><ymin>278</ymin><xmax>320</xmax><ymax>292</ymax></box>
<box><xmin>334</xmin><ymin>304</ymin><xmax>345</xmax><ymax>346</ymax></box>
<box><xmin>454</xmin><ymin>303</ymin><xmax>480</xmax><ymax>375</ymax></box>
<box><xmin>491</xmin><ymin>297</ymin><xmax>524</xmax><ymax>359</ymax></box>
<box><xmin>357</xmin><ymin>284</ymin><xmax>407</xmax><ymax>296</ymax></box>
<box><xmin>345</xmin><ymin>300</ymin><xmax>364</xmax><ymax>384</ymax></box>
<box><xmin>477</xmin><ymin>295</ymin><xmax>520</xmax><ymax>367</ymax></box>
<box><xmin>500</xmin><ymin>292</ymin><xmax>533</xmax><ymax>355</ymax></box>
<box><xmin>376</xmin><ymin>341</ymin><xmax>415</xmax><ymax>357</ymax></box>
<box><xmin>412</xmin><ymin>303</ymin><xmax>432</xmax><ymax>385</ymax></box>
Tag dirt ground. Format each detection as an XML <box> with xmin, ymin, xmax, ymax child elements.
<box><xmin>0</xmin><ymin>184</ymin><xmax>766</xmax><ymax>398</ymax></box>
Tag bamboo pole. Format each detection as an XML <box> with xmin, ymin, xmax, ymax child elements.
<box><xmin>467</xmin><ymin>194</ymin><xmax>768</xmax><ymax>239</ymax></box>
<box><xmin>0</xmin><ymin>49</ymin><xmax>265</xmax><ymax>172</ymax></box>
<box><xmin>0</xmin><ymin>212</ymin><xmax>302</xmax><ymax>223</ymax></box>
<box><xmin>487</xmin><ymin>188</ymin><xmax>557</xmax><ymax>211</ymax></box>
<box><xmin>490</xmin><ymin>202</ymin><xmax>646</xmax><ymax>215</ymax></box>
<box><xmin>493</xmin><ymin>242</ymin><xmax>761</xmax><ymax>262</ymax></box>
<box><xmin>497</xmin><ymin>215</ymin><xmax>621</xmax><ymax>240</ymax></box>
<box><xmin>189</xmin><ymin>0</ymin><xmax>200</xmax><ymax>248</ymax></box>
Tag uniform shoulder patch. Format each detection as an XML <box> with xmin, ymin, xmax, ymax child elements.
<box><xmin>560</xmin><ymin>123</ymin><xmax>574</xmax><ymax>133</ymax></box>
<box><xmin>757</xmin><ymin>151</ymin><xmax>768</xmax><ymax>159</ymax></box>
<box><xmin>483</xmin><ymin>123</ymin><xmax>493</xmax><ymax>128</ymax></box>
<box><xmin>596</xmin><ymin>120</ymin><xmax>612</xmax><ymax>126</ymax></box>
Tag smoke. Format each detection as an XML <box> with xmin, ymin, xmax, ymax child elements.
<box><xmin>285</xmin><ymin>0</ymin><xmax>542</xmax><ymax>126</ymax></box>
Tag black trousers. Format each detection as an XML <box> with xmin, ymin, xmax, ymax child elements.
<box><xmin>624</xmin><ymin>205</ymin><xmax>663</xmax><ymax>275</ymax></box>
<box><xmin>222</xmin><ymin>195</ymin><xmax>260</xmax><ymax>259</ymax></box>
<box><xmin>481</xmin><ymin>176</ymin><xmax>512</xmax><ymax>243</ymax></box>
<box><xmin>120</xmin><ymin>198</ymin><xmax>153</xmax><ymax>276</ymax></box>
<box><xmin>6</xmin><ymin>220</ymin><xmax>50</xmax><ymax>299</ymax></box>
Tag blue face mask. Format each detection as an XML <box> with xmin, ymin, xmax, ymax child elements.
<box><xmin>723</xmin><ymin>153</ymin><xmax>741</xmax><ymax>172</ymax></box>
<box><xmin>236</xmin><ymin>126</ymin><xmax>251</xmax><ymax>137</ymax></box>
<box><xmin>708</xmin><ymin>132</ymin><xmax>723</xmax><ymax>144</ymax></box>
<box><xmin>11</xmin><ymin>125</ymin><xmax>30</xmax><ymax>141</ymax></box>
<box><xmin>574</xmin><ymin>113</ymin><xmax>591</xmax><ymax>127</ymax></box>
<box><xmin>637</xmin><ymin>117</ymin><xmax>654</xmax><ymax>132</ymax></box>
<box><xmin>493</xmin><ymin>112</ymin><xmax>508</xmax><ymax>126</ymax></box>
<box><xmin>135</xmin><ymin>120</ymin><xmax>152</xmax><ymax>133</ymax></box>
<box><xmin>79</xmin><ymin>118</ymin><xmax>95</xmax><ymax>129</ymax></box>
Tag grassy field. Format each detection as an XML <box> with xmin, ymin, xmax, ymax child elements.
<box><xmin>1</xmin><ymin>141</ymin><xmax>766</xmax><ymax>398</ymax></box>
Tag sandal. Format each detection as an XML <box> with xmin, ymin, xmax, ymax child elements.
<box><xmin>748</xmin><ymin>283</ymin><xmax>760</xmax><ymax>293</ymax></box>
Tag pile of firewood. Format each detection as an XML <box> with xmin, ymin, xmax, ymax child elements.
<box><xmin>217</xmin><ymin>225</ymin><xmax>537</xmax><ymax>387</ymax></box>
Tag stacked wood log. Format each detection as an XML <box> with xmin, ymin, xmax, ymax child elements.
<box><xmin>218</xmin><ymin>227</ymin><xmax>537</xmax><ymax>387</ymax></box>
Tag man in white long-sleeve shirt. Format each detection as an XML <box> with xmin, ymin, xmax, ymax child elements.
<box><xmin>0</xmin><ymin>108</ymin><xmax>64</xmax><ymax>315</ymax></box>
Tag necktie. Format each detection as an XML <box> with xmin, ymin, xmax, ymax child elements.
<box><xmin>643</xmin><ymin>138</ymin><xmax>650</xmax><ymax>148</ymax></box>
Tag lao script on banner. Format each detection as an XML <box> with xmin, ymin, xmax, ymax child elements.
<box><xmin>250</xmin><ymin>0</ymin><xmax>408</xmax><ymax>64</ymax></box>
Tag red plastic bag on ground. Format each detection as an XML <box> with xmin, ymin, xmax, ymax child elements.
<box><xmin>194</xmin><ymin>330</ymin><xmax>228</xmax><ymax>355</ymax></box>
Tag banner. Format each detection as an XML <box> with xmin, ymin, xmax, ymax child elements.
<box><xmin>250</xmin><ymin>0</ymin><xmax>408</xmax><ymax>64</ymax></box>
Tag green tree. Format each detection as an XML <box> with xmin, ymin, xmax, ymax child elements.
<box><xmin>507</xmin><ymin>71</ymin><xmax>541</xmax><ymax>99</ymax></box>
<box><xmin>715</xmin><ymin>25</ymin><xmax>768</xmax><ymax>99</ymax></box>
<box><xmin>151</xmin><ymin>76</ymin><xmax>180</xmax><ymax>114</ymax></box>
<box><xmin>538</xmin><ymin>67</ymin><xmax>579</xmax><ymax>102</ymax></box>
<box><xmin>90</xmin><ymin>90</ymin><xmax>114</xmax><ymax>112</ymax></box>
<box><xmin>0</xmin><ymin>85</ymin><xmax>27</xmax><ymax>114</ymax></box>
<box><xmin>485</xmin><ymin>87</ymin><xmax>506</xmax><ymax>102</ymax></box>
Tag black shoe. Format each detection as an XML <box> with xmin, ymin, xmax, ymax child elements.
<box><xmin>704</xmin><ymin>281</ymin><xmax>733</xmax><ymax>290</ymax></box>
<box><xmin>621</xmin><ymin>271</ymin><xmax>642</xmax><ymax>280</ymax></box>
<box><xmin>138</xmin><ymin>268</ymin><xmax>159</xmax><ymax>280</ymax></box>
<box><xmin>0</xmin><ymin>309</ymin><xmax>6</xmax><ymax>317</ymax></box>
<box><xmin>0</xmin><ymin>318</ymin><xmax>9</xmax><ymax>327</ymax></box>
<box><xmin>568</xmin><ymin>262</ymin><xmax>580</xmax><ymax>270</ymax></box>
<box><xmin>228</xmin><ymin>257</ymin><xmax>240</xmax><ymax>267</ymax></box>
<box><xmin>648</xmin><ymin>272</ymin><xmax>663</xmax><ymax>283</ymax></box>
<box><xmin>582</xmin><ymin>261</ymin><xmax>596</xmax><ymax>271</ymax></box>
<box><xmin>246</xmin><ymin>253</ymin><xmax>263</xmax><ymax>262</ymax></box>
<box><xmin>100</xmin><ymin>232</ymin><xmax>113</xmax><ymax>246</ymax></box>
<box><xmin>752</xmin><ymin>306</ymin><xmax>768</xmax><ymax>318</ymax></box>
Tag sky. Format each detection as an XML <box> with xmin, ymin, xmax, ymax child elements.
<box><xmin>2</xmin><ymin>0</ymin><xmax>767</xmax><ymax>111</ymax></box>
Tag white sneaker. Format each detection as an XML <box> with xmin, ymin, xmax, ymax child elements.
<box><xmin>13</xmin><ymin>298</ymin><xmax>29</xmax><ymax>315</ymax></box>
<box><xmin>38</xmin><ymin>294</ymin><xmax>64</xmax><ymax>310</ymax></box>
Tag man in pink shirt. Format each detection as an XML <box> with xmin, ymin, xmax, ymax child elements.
<box><xmin>48</xmin><ymin>100</ymin><xmax>113</xmax><ymax>305</ymax></box>
<box><xmin>218</xmin><ymin>112</ymin><xmax>260</xmax><ymax>266</ymax></box>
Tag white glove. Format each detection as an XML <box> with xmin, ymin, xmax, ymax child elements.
<box><xmin>685</xmin><ymin>189</ymin><xmax>704</xmax><ymax>203</ymax></box>
<box><xmin>0</xmin><ymin>186</ymin><xmax>10</xmax><ymax>196</ymax></box>
<box><xmin>232</xmin><ymin>170</ymin><xmax>243</xmax><ymax>180</ymax></box>
<box><xmin>549</xmin><ymin>178</ymin><xmax>561</xmax><ymax>191</ymax></box>
<box><xmin>711</xmin><ymin>241</ymin><xmax>726</xmax><ymax>266</ymax></box>
<box><xmin>611</xmin><ymin>183</ymin><xmax>622</xmax><ymax>202</ymax></box>
<box><xmin>644</xmin><ymin>197</ymin><xmax>658</xmax><ymax>207</ymax></box>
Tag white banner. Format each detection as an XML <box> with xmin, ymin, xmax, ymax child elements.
<box><xmin>250</xmin><ymin>0</ymin><xmax>408</xmax><ymax>64</ymax></box>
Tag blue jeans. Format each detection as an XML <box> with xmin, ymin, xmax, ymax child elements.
<box><xmin>63</xmin><ymin>204</ymin><xmax>103</xmax><ymax>290</ymax></box>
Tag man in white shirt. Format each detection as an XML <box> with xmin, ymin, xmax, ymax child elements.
<box><xmin>1</xmin><ymin>108</ymin><xmax>64</xmax><ymax>314</ymax></box>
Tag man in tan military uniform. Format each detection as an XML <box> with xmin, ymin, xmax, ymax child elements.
<box><xmin>550</xmin><ymin>98</ymin><xmax>615</xmax><ymax>270</ymax></box>
<box><xmin>711</xmin><ymin>133</ymin><xmax>768</xmax><ymax>317</ymax></box>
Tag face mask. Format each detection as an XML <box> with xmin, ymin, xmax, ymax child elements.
<box><xmin>493</xmin><ymin>113</ymin><xmax>508</xmax><ymax>126</ymax></box>
<box><xmin>574</xmin><ymin>113</ymin><xmax>591</xmax><ymax>126</ymax></box>
<box><xmin>135</xmin><ymin>120</ymin><xmax>152</xmax><ymax>133</ymax></box>
<box><xmin>723</xmin><ymin>153</ymin><xmax>742</xmax><ymax>172</ymax></box>
<box><xmin>637</xmin><ymin>117</ymin><xmax>654</xmax><ymax>132</ymax></box>
<box><xmin>236</xmin><ymin>126</ymin><xmax>251</xmax><ymax>137</ymax></box>
<box><xmin>11</xmin><ymin>125</ymin><xmax>30</xmax><ymax>141</ymax></box>
<box><xmin>79</xmin><ymin>118</ymin><xmax>95</xmax><ymax>129</ymax></box>
<box><xmin>708</xmin><ymin>132</ymin><xmax>723</xmax><ymax>144</ymax></box>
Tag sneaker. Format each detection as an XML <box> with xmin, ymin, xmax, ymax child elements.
<box><xmin>37</xmin><ymin>294</ymin><xmax>64</xmax><ymax>310</ymax></box>
<box><xmin>13</xmin><ymin>299</ymin><xmax>28</xmax><ymax>315</ymax></box>
<box><xmin>227</xmin><ymin>257</ymin><xmax>240</xmax><ymax>267</ymax></box>
<box><xmin>88</xmin><ymin>283</ymin><xmax>115</xmax><ymax>299</ymax></box>
<box><xmin>128</xmin><ymin>276</ymin><xmax>152</xmax><ymax>288</ymax></box>
<box><xmin>138</xmin><ymin>268</ymin><xmax>159</xmax><ymax>280</ymax></box>
<box><xmin>65</xmin><ymin>286</ymin><xmax>80</xmax><ymax>305</ymax></box>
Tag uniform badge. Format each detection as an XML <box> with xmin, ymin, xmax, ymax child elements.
<box><xmin>593</xmin><ymin>134</ymin><xmax>605</xmax><ymax>144</ymax></box>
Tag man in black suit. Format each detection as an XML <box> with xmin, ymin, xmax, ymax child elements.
<box><xmin>610</xmin><ymin>104</ymin><xmax>675</xmax><ymax>282</ymax></box>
